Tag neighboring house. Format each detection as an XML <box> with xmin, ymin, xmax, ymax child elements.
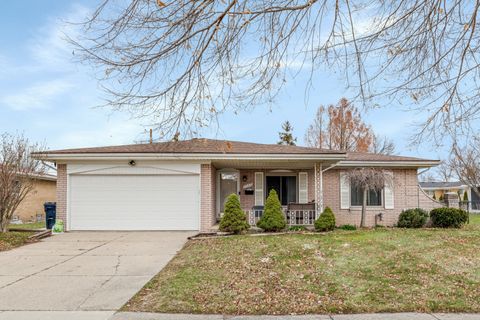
<box><xmin>419</xmin><ymin>181</ymin><xmax>479</xmax><ymax>212</ymax></box>
<box><xmin>13</xmin><ymin>173</ymin><xmax>57</xmax><ymax>223</ymax></box>
<box><xmin>419</xmin><ymin>181</ymin><xmax>469</xmax><ymax>200</ymax></box>
<box><xmin>34</xmin><ymin>138</ymin><xmax>440</xmax><ymax>232</ymax></box>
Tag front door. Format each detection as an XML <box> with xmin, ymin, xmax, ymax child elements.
<box><xmin>219</xmin><ymin>171</ymin><xmax>239</xmax><ymax>214</ymax></box>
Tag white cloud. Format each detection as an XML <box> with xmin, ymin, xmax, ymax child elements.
<box><xmin>0</xmin><ymin>4</ymin><xmax>92</xmax><ymax>111</ymax></box>
<box><xmin>29</xmin><ymin>4</ymin><xmax>90</xmax><ymax>69</ymax></box>
<box><xmin>1</xmin><ymin>79</ymin><xmax>73</xmax><ymax>111</ymax></box>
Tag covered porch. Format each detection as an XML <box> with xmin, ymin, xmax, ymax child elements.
<box><xmin>212</xmin><ymin>158</ymin><xmax>338</xmax><ymax>227</ymax></box>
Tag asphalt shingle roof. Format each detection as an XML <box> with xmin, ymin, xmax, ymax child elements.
<box><xmin>37</xmin><ymin>138</ymin><xmax>436</xmax><ymax>162</ymax></box>
<box><xmin>419</xmin><ymin>181</ymin><xmax>467</xmax><ymax>189</ymax></box>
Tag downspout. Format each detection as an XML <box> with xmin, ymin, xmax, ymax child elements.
<box><xmin>317</xmin><ymin>163</ymin><xmax>340</xmax><ymax>215</ymax></box>
<box><xmin>314</xmin><ymin>163</ymin><xmax>321</xmax><ymax>217</ymax></box>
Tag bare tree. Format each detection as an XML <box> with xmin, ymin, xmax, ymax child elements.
<box><xmin>71</xmin><ymin>0</ymin><xmax>480</xmax><ymax>141</ymax></box>
<box><xmin>370</xmin><ymin>134</ymin><xmax>396</xmax><ymax>155</ymax></box>
<box><xmin>434</xmin><ymin>161</ymin><xmax>455</xmax><ymax>182</ymax></box>
<box><xmin>419</xmin><ymin>171</ymin><xmax>437</xmax><ymax>183</ymax></box>
<box><xmin>450</xmin><ymin>140</ymin><xmax>480</xmax><ymax>197</ymax></box>
<box><xmin>0</xmin><ymin>134</ymin><xmax>46</xmax><ymax>232</ymax></box>
<box><xmin>346</xmin><ymin>168</ymin><xmax>390</xmax><ymax>227</ymax></box>
<box><xmin>305</xmin><ymin>98</ymin><xmax>373</xmax><ymax>151</ymax></box>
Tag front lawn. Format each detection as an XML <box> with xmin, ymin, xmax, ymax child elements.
<box><xmin>0</xmin><ymin>232</ymin><xmax>32</xmax><ymax>252</ymax></box>
<box><xmin>8</xmin><ymin>221</ymin><xmax>45</xmax><ymax>230</ymax></box>
<box><xmin>125</xmin><ymin>215</ymin><xmax>480</xmax><ymax>315</ymax></box>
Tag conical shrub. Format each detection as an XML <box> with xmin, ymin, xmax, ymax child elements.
<box><xmin>219</xmin><ymin>193</ymin><xmax>249</xmax><ymax>234</ymax></box>
<box><xmin>257</xmin><ymin>189</ymin><xmax>286</xmax><ymax>232</ymax></box>
<box><xmin>314</xmin><ymin>206</ymin><xmax>336</xmax><ymax>231</ymax></box>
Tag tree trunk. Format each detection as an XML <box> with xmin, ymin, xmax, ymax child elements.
<box><xmin>360</xmin><ymin>188</ymin><xmax>367</xmax><ymax>228</ymax></box>
<box><xmin>0</xmin><ymin>216</ymin><xmax>8</xmax><ymax>233</ymax></box>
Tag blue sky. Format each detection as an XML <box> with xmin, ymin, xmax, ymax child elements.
<box><xmin>0</xmin><ymin>1</ymin><xmax>444</xmax><ymax>160</ymax></box>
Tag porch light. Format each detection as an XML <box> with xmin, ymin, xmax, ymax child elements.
<box><xmin>128</xmin><ymin>160</ymin><xmax>136</xmax><ymax>166</ymax></box>
<box><xmin>242</xmin><ymin>175</ymin><xmax>248</xmax><ymax>182</ymax></box>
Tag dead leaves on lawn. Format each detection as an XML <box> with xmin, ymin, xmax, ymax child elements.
<box><xmin>126</xmin><ymin>228</ymin><xmax>480</xmax><ymax>315</ymax></box>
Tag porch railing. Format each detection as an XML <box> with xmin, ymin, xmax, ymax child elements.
<box><xmin>246</xmin><ymin>207</ymin><xmax>317</xmax><ymax>227</ymax></box>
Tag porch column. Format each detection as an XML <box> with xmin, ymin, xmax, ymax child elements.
<box><xmin>200</xmin><ymin>163</ymin><xmax>216</xmax><ymax>233</ymax></box>
<box><xmin>314</xmin><ymin>162</ymin><xmax>323</xmax><ymax>218</ymax></box>
<box><xmin>56</xmin><ymin>164</ymin><xmax>68</xmax><ymax>231</ymax></box>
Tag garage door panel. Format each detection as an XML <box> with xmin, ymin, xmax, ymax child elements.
<box><xmin>69</xmin><ymin>174</ymin><xmax>199</xmax><ymax>230</ymax></box>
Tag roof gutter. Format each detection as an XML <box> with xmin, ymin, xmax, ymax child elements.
<box><xmin>336</xmin><ymin>160</ymin><xmax>440</xmax><ymax>168</ymax></box>
<box><xmin>32</xmin><ymin>152</ymin><xmax>348</xmax><ymax>162</ymax></box>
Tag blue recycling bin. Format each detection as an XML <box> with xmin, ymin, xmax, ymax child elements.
<box><xmin>44</xmin><ymin>202</ymin><xmax>56</xmax><ymax>230</ymax></box>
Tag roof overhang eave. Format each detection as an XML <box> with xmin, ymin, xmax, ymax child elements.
<box><xmin>336</xmin><ymin>160</ymin><xmax>441</xmax><ymax>168</ymax></box>
<box><xmin>32</xmin><ymin>152</ymin><xmax>348</xmax><ymax>162</ymax></box>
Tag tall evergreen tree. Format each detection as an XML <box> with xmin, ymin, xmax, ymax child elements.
<box><xmin>278</xmin><ymin>121</ymin><xmax>297</xmax><ymax>146</ymax></box>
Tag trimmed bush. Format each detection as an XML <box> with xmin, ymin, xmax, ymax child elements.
<box><xmin>338</xmin><ymin>224</ymin><xmax>356</xmax><ymax>231</ymax></box>
<box><xmin>463</xmin><ymin>191</ymin><xmax>469</xmax><ymax>201</ymax></box>
<box><xmin>289</xmin><ymin>225</ymin><xmax>307</xmax><ymax>231</ymax></box>
<box><xmin>314</xmin><ymin>207</ymin><xmax>336</xmax><ymax>232</ymax></box>
<box><xmin>219</xmin><ymin>193</ymin><xmax>249</xmax><ymax>234</ymax></box>
<box><xmin>257</xmin><ymin>189</ymin><xmax>286</xmax><ymax>232</ymax></box>
<box><xmin>397</xmin><ymin>208</ymin><xmax>428</xmax><ymax>228</ymax></box>
<box><xmin>430</xmin><ymin>207</ymin><xmax>469</xmax><ymax>228</ymax></box>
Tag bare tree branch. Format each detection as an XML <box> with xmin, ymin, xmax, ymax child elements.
<box><xmin>0</xmin><ymin>133</ymin><xmax>47</xmax><ymax>232</ymax></box>
<box><xmin>370</xmin><ymin>134</ymin><xmax>396</xmax><ymax>155</ymax></box>
<box><xmin>71</xmin><ymin>0</ymin><xmax>480</xmax><ymax>142</ymax></box>
<box><xmin>450</xmin><ymin>139</ymin><xmax>480</xmax><ymax>197</ymax></box>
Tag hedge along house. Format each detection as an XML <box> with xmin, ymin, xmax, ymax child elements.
<box><xmin>33</xmin><ymin>138</ymin><xmax>441</xmax><ymax>232</ymax></box>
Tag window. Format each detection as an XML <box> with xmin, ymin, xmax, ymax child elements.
<box><xmin>266</xmin><ymin>176</ymin><xmax>296</xmax><ymax>205</ymax></box>
<box><xmin>351</xmin><ymin>186</ymin><xmax>382</xmax><ymax>206</ymax></box>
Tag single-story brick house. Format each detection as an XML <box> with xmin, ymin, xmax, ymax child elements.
<box><xmin>33</xmin><ymin>138</ymin><xmax>440</xmax><ymax>232</ymax></box>
<box><xmin>13</xmin><ymin>173</ymin><xmax>57</xmax><ymax>223</ymax></box>
<box><xmin>419</xmin><ymin>181</ymin><xmax>479</xmax><ymax>212</ymax></box>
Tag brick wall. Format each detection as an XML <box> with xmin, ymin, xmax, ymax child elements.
<box><xmin>56</xmin><ymin>164</ymin><xmax>67</xmax><ymax>229</ymax></box>
<box><xmin>200</xmin><ymin>163</ymin><xmax>215</xmax><ymax>232</ymax></box>
<box><xmin>13</xmin><ymin>179</ymin><xmax>56</xmax><ymax>222</ymax></box>
<box><xmin>322</xmin><ymin>168</ymin><xmax>442</xmax><ymax>227</ymax></box>
<box><xmin>211</xmin><ymin>165</ymin><xmax>217</xmax><ymax>226</ymax></box>
<box><xmin>419</xmin><ymin>186</ymin><xmax>444</xmax><ymax>211</ymax></box>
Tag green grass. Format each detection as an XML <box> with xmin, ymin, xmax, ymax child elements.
<box><xmin>8</xmin><ymin>221</ymin><xmax>45</xmax><ymax>230</ymax></box>
<box><xmin>469</xmin><ymin>213</ymin><xmax>480</xmax><ymax>225</ymax></box>
<box><xmin>124</xmin><ymin>215</ymin><xmax>480</xmax><ymax>315</ymax></box>
<box><xmin>0</xmin><ymin>232</ymin><xmax>32</xmax><ymax>252</ymax></box>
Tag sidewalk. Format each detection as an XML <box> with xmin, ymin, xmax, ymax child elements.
<box><xmin>111</xmin><ymin>312</ymin><xmax>480</xmax><ymax>320</ymax></box>
<box><xmin>0</xmin><ymin>311</ymin><xmax>478</xmax><ymax>320</ymax></box>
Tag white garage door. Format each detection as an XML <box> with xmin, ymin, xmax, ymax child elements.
<box><xmin>69</xmin><ymin>174</ymin><xmax>199</xmax><ymax>230</ymax></box>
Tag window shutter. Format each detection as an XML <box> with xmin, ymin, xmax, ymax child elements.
<box><xmin>254</xmin><ymin>172</ymin><xmax>264</xmax><ymax>206</ymax></box>
<box><xmin>340</xmin><ymin>171</ymin><xmax>350</xmax><ymax>209</ymax></box>
<box><xmin>298</xmin><ymin>172</ymin><xmax>308</xmax><ymax>203</ymax></box>
<box><xmin>384</xmin><ymin>171</ymin><xmax>394</xmax><ymax>209</ymax></box>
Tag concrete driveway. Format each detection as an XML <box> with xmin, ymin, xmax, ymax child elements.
<box><xmin>0</xmin><ymin>231</ymin><xmax>194</xmax><ymax>318</ymax></box>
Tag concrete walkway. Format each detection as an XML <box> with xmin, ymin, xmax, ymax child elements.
<box><xmin>0</xmin><ymin>231</ymin><xmax>194</xmax><ymax>319</ymax></box>
<box><xmin>110</xmin><ymin>312</ymin><xmax>480</xmax><ymax>320</ymax></box>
